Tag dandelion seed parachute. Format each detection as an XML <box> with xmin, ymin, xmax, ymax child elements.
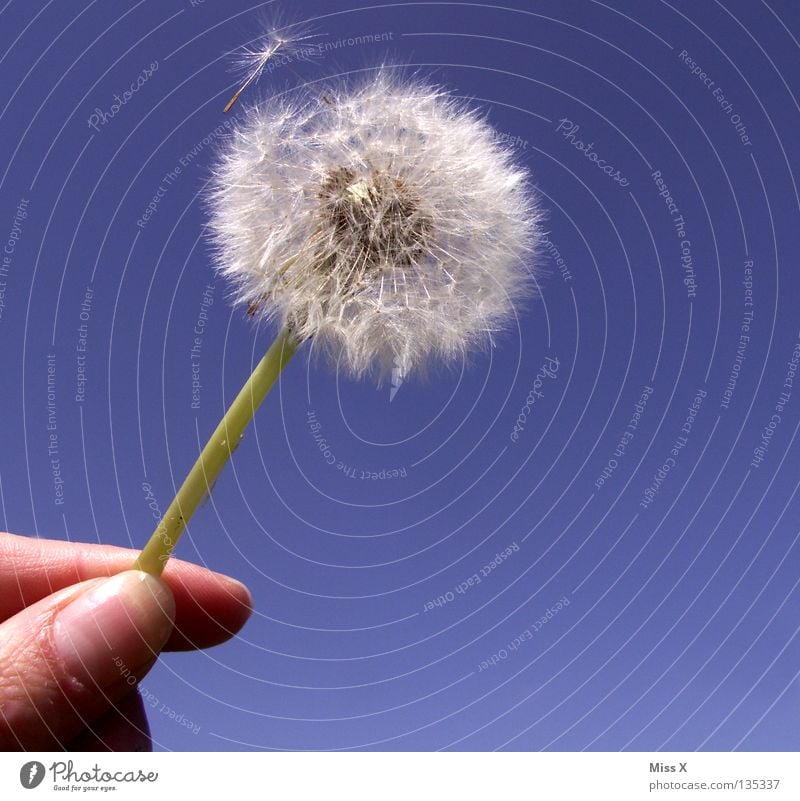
<box><xmin>208</xmin><ymin>69</ymin><xmax>544</xmax><ymax>380</ymax></box>
<box><xmin>224</xmin><ymin>21</ymin><xmax>320</xmax><ymax>113</ymax></box>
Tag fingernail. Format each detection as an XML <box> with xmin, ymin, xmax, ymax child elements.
<box><xmin>53</xmin><ymin>571</ymin><xmax>175</xmax><ymax>690</ymax></box>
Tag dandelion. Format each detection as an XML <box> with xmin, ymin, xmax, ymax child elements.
<box><xmin>213</xmin><ymin>69</ymin><xmax>542</xmax><ymax>377</ymax></box>
<box><xmin>135</xmin><ymin>68</ymin><xmax>544</xmax><ymax>576</ymax></box>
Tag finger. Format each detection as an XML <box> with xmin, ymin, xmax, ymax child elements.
<box><xmin>67</xmin><ymin>690</ymin><xmax>152</xmax><ymax>752</ymax></box>
<box><xmin>0</xmin><ymin>532</ymin><xmax>252</xmax><ymax>651</ymax></box>
<box><xmin>0</xmin><ymin>571</ymin><xmax>173</xmax><ymax>750</ymax></box>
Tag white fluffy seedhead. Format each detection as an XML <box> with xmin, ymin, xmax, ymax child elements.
<box><xmin>208</xmin><ymin>69</ymin><xmax>544</xmax><ymax>380</ymax></box>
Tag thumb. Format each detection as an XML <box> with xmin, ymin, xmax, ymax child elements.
<box><xmin>0</xmin><ymin>570</ymin><xmax>175</xmax><ymax>750</ymax></box>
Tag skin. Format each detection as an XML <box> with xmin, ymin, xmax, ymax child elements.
<box><xmin>0</xmin><ymin>532</ymin><xmax>252</xmax><ymax>751</ymax></box>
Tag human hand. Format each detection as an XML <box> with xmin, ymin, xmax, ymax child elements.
<box><xmin>0</xmin><ymin>532</ymin><xmax>252</xmax><ymax>751</ymax></box>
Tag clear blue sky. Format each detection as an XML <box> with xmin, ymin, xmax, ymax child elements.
<box><xmin>1</xmin><ymin>0</ymin><xmax>799</xmax><ymax>751</ymax></box>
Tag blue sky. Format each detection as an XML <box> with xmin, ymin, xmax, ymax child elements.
<box><xmin>1</xmin><ymin>0</ymin><xmax>799</xmax><ymax>750</ymax></box>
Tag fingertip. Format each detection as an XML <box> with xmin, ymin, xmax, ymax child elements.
<box><xmin>160</xmin><ymin>563</ymin><xmax>252</xmax><ymax>651</ymax></box>
<box><xmin>221</xmin><ymin>575</ymin><xmax>254</xmax><ymax>619</ymax></box>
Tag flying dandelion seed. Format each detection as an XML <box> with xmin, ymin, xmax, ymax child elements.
<box><xmin>224</xmin><ymin>24</ymin><xmax>321</xmax><ymax>112</ymax></box>
<box><xmin>135</xmin><ymin>67</ymin><xmax>545</xmax><ymax>576</ymax></box>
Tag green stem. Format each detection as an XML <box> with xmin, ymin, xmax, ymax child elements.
<box><xmin>135</xmin><ymin>327</ymin><xmax>298</xmax><ymax>576</ymax></box>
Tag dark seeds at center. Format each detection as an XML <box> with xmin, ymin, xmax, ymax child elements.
<box><xmin>317</xmin><ymin>167</ymin><xmax>432</xmax><ymax>274</ymax></box>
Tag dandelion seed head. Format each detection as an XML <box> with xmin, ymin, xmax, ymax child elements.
<box><xmin>208</xmin><ymin>69</ymin><xmax>545</xmax><ymax>380</ymax></box>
